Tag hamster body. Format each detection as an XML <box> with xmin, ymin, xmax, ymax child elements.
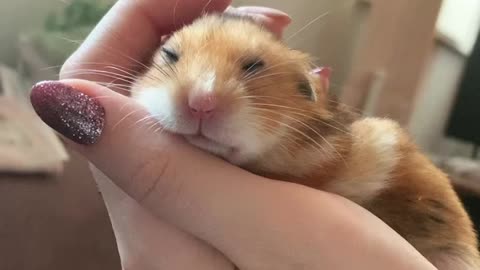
<box><xmin>132</xmin><ymin>14</ymin><xmax>480</xmax><ymax>269</ymax></box>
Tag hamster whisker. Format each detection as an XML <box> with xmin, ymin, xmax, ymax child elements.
<box><xmin>57</xmin><ymin>69</ymin><xmax>159</xmax><ymax>93</ymax></box>
<box><xmin>55</xmin><ymin>34</ymin><xmax>150</xmax><ymax>71</ymax></box>
<box><xmin>57</xmin><ymin>72</ymin><xmax>137</xmax><ymax>92</ymax></box>
<box><xmin>59</xmin><ymin>69</ymin><xmax>137</xmax><ymax>84</ymax></box>
<box><xmin>243</xmin><ymin>72</ymin><xmax>297</xmax><ymax>84</ymax></box>
<box><xmin>172</xmin><ymin>0</ymin><xmax>180</xmax><ymax>27</ymax></box>
<box><xmin>133</xmin><ymin>114</ymin><xmax>163</xmax><ymax>127</ymax></box>
<box><xmin>89</xmin><ymin>95</ymin><xmax>116</xmax><ymax>100</ymax></box>
<box><xmin>273</xmin><ymin>93</ymin><xmax>363</xmax><ymax>115</ymax></box>
<box><xmin>239</xmin><ymin>94</ymin><xmax>307</xmax><ymax>100</ymax></box>
<box><xmin>252</xmin><ymin>107</ymin><xmax>344</xmax><ymax>161</ymax></box>
<box><xmin>242</xmin><ymin>60</ymin><xmax>303</xmax><ymax>81</ymax></box>
<box><xmin>326</xmin><ymin>99</ymin><xmax>363</xmax><ymax>114</ymax></box>
<box><xmin>152</xmin><ymin>124</ymin><xmax>168</xmax><ymax>135</ymax></box>
<box><xmin>285</xmin><ymin>10</ymin><xmax>332</xmax><ymax>42</ymax></box>
<box><xmin>242</xmin><ymin>95</ymin><xmax>347</xmax><ymax>115</ymax></box>
<box><xmin>158</xmin><ymin>55</ymin><xmax>178</xmax><ymax>78</ymax></box>
<box><xmin>250</xmin><ymin>120</ymin><xmax>304</xmax><ymax>153</ymax></box>
<box><xmin>246</xmin><ymin>101</ymin><xmax>351</xmax><ymax>135</ymax></box>
<box><xmin>146</xmin><ymin>119</ymin><xmax>164</xmax><ymax>133</ymax></box>
<box><xmin>104</xmin><ymin>65</ymin><xmax>140</xmax><ymax>78</ymax></box>
<box><xmin>55</xmin><ymin>30</ymin><xmax>176</xmax><ymax>86</ymax></box>
<box><xmin>112</xmin><ymin>108</ymin><xmax>146</xmax><ymax>131</ymax></box>
<box><xmin>254</xmin><ymin>114</ymin><xmax>329</xmax><ymax>157</ymax></box>
<box><xmin>257</xmin><ymin>126</ymin><xmax>297</xmax><ymax>156</ymax></box>
<box><xmin>42</xmin><ymin>62</ymin><xmax>141</xmax><ymax>74</ymax></box>
<box><xmin>285</xmin><ymin>1</ymin><xmax>354</xmax><ymax>43</ymax></box>
<box><xmin>242</xmin><ymin>60</ymin><xmax>298</xmax><ymax>81</ymax></box>
<box><xmin>150</xmin><ymin>61</ymin><xmax>173</xmax><ymax>79</ymax></box>
<box><xmin>251</xmin><ymin>118</ymin><xmax>305</xmax><ymax>151</ymax></box>
<box><xmin>252</xmin><ymin>103</ymin><xmax>351</xmax><ymax>135</ymax></box>
<box><xmin>201</xmin><ymin>0</ymin><xmax>214</xmax><ymax>15</ymax></box>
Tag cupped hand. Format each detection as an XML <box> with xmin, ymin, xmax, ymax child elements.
<box><xmin>30</xmin><ymin>0</ymin><xmax>437</xmax><ymax>269</ymax></box>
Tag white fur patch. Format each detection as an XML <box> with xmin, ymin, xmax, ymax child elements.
<box><xmin>324</xmin><ymin>118</ymin><xmax>400</xmax><ymax>203</ymax></box>
<box><xmin>201</xmin><ymin>71</ymin><xmax>216</xmax><ymax>93</ymax></box>
<box><xmin>135</xmin><ymin>87</ymin><xmax>173</xmax><ymax>125</ymax></box>
<box><xmin>135</xmin><ymin>87</ymin><xmax>195</xmax><ymax>133</ymax></box>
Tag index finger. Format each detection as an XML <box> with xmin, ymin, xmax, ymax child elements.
<box><xmin>60</xmin><ymin>0</ymin><xmax>231</xmax><ymax>94</ymax></box>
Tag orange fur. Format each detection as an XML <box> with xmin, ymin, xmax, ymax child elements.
<box><xmin>132</xmin><ymin>14</ymin><xmax>480</xmax><ymax>269</ymax></box>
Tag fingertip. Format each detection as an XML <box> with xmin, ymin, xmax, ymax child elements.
<box><xmin>233</xmin><ymin>6</ymin><xmax>292</xmax><ymax>24</ymax></box>
<box><xmin>226</xmin><ymin>5</ymin><xmax>291</xmax><ymax>38</ymax></box>
<box><xmin>30</xmin><ymin>80</ymin><xmax>106</xmax><ymax>146</ymax></box>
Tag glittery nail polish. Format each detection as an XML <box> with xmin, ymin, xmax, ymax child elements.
<box><xmin>30</xmin><ymin>81</ymin><xmax>105</xmax><ymax>145</ymax></box>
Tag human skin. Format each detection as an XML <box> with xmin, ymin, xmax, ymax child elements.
<box><xmin>30</xmin><ymin>0</ymin><xmax>438</xmax><ymax>269</ymax></box>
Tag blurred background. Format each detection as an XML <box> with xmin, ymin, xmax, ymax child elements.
<box><xmin>1</xmin><ymin>0</ymin><xmax>480</xmax><ymax>269</ymax></box>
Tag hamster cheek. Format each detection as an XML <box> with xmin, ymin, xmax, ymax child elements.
<box><xmin>225</xmin><ymin>111</ymin><xmax>279</xmax><ymax>165</ymax></box>
<box><xmin>134</xmin><ymin>86</ymin><xmax>191</xmax><ymax>133</ymax></box>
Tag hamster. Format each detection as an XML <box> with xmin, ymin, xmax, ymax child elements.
<box><xmin>131</xmin><ymin>13</ymin><xmax>480</xmax><ymax>269</ymax></box>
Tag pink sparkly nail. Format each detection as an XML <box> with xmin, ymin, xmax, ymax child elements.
<box><xmin>30</xmin><ymin>81</ymin><xmax>105</xmax><ymax>145</ymax></box>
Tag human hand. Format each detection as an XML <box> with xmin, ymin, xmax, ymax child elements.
<box><xmin>30</xmin><ymin>0</ymin><xmax>437</xmax><ymax>269</ymax></box>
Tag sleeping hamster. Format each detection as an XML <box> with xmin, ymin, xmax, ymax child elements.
<box><xmin>131</xmin><ymin>13</ymin><xmax>480</xmax><ymax>269</ymax></box>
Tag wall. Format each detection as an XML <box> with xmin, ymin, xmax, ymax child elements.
<box><xmin>436</xmin><ymin>0</ymin><xmax>480</xmax><ymax>56</ymax></box>
<box><xmin>0</xmin><ymin>0</ymin><xmax>62</xmax><ymax>66</ymax></box>
<box><xmin>340</xmin><ymin>0</ymin><xmax>442</xmax><ymax>126</ymax></box>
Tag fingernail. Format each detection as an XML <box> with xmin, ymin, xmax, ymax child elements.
<box><xmin>30</xmin><ymin>81</ymin><xmax>105</xmax><ymax>145</ymax></box>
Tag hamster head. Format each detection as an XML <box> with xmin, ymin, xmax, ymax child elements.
<box><xmin>132</xmin><ymin>14</ymin><xmax>334</xmax><ymax>167</ymax></box>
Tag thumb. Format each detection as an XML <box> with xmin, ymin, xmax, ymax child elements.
<box><xmin>28</xmin><ymin>80</ymin><xmax>272</xmax><ymax>255</ymax></box>
<box><xmin>29</xmin><ymin>80</ymin><xmax>206</xmax><ymax>199</ymax></box>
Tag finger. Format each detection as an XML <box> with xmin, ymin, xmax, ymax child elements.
<box><xmin>231</xmin><ymin>6</ymin><xmax>291</xmax><ymax>24</ymax></box>
<box><xmin>30</xmin><ymin>80</ymin><xmax>433</xmax><ymax>269</ymax></box>
<box><xmin>90</xmin><ymin>165</ymin><xmax>233</xmax><ymax>270</ymax></box>
<box><xmin>226</xmin><ymin>6</ymin><xmax>291</xmax><ymax>38</ymax></box>
<box><xmin>61</xmin><ymin>0</ymin><xmax>231</xmax><ymax>94</ymax></box>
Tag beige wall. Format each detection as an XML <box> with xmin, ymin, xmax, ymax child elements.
<box><xmin>0</xmin><ymin>0</ymin><xmax>62</xmax><ymax>66</ymax></box>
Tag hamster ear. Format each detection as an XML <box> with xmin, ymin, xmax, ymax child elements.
<box><xmin>311</xmin><ymin>67</ymin><xmax>331</xmax><ymax>92</ymax></box>
<box><xmin>298</xmin><ymin>67</ymin><xmax>331</xmax><ymax>102</ymax></box>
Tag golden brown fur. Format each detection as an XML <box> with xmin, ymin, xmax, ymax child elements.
<box><xmin>133</xmin><ymin>14</ymin><xmax>480</xmax><ymax>269</ymax></box>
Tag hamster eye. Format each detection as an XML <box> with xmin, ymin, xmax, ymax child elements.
<box><xmin>242</xmin><ymin>58</ymin><xmax>265</xmax><ymax>74</ymax></box>
<box><xmin>161</xmin><ymin>48</ymin><xmax>179</xmax><ymax>63</ymax></box>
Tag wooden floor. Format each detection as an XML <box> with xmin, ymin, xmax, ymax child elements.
<box><xmin>0</xmin><ymin>148</ymin><xmax>120</xmax><ymax>270</ymax></box>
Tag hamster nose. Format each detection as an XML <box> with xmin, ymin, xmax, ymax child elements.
<box><xmin>188</xmin><ymin>93</ymin><xmax>217</xmax><ymax>119</ymax></box>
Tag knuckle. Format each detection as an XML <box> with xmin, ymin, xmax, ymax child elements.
<box><xmin>126</xmin><ymin>150</ymin><xmax>178</xmax><ymax>205</ymax></box>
